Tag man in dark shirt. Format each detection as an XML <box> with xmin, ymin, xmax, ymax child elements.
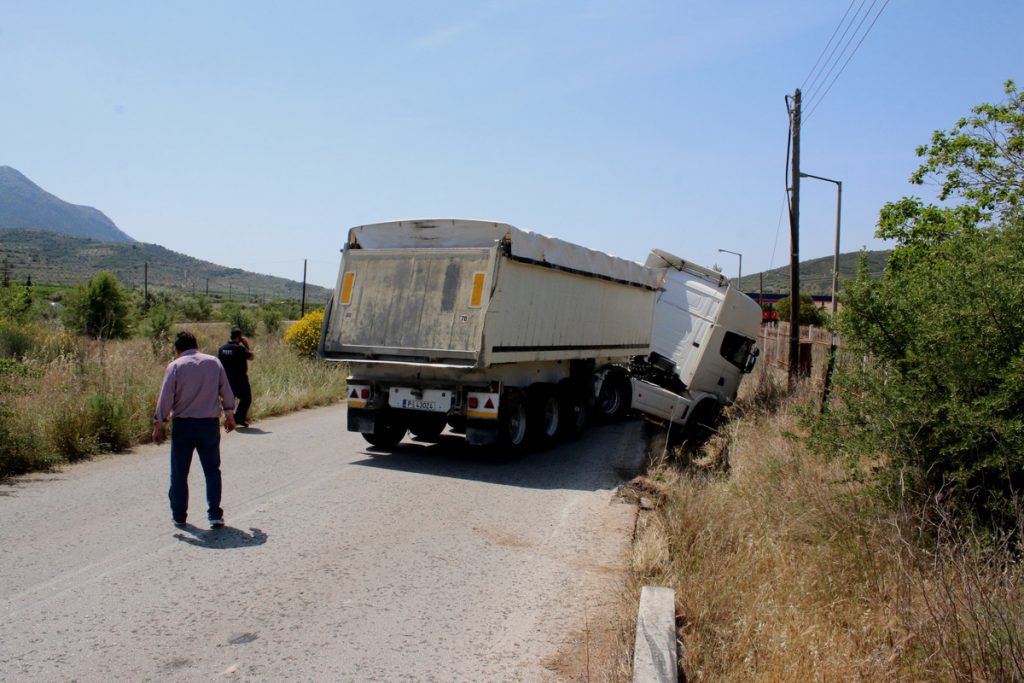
<box><xmin>218</xmin><ymin>328</ymin><xmax>255</xmax><ymax>427</ymax></box>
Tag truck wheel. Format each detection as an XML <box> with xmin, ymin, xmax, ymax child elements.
<box><xmin>557</xmin><ymin>381</ymin><xmax>588</xmax><ymax>440</ymax></box>
<box><xmin>408</xmin><ymin>414</ymin><xmax>447</xmax><ymax>441</ymax></box>
<box><xmin>362</xmin><ymin>413</ymin><xmax>407</xmax><ymax>448</ymax></box>
<box><xmin>491</xmin><ymin>389</ymin><xmax>529</xmax><ymax>459</ymax></box>
<box><xmin>686</xmin><ymin>401</ymin><xmax>721</xmax><ymax>444</ymax></box>
<box><xmin>596</xmin><ymin>372</ymin><xmax>631</xmax><ymax>421</ymax></box>
<box><xmin>528</xmin><ymin>384</ymin><xmax>560</xmax><ymax>447</ymax></box>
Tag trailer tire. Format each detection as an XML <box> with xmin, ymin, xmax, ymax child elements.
<box><xmin>361</xmin><ymin>412</ymin><xmax>407</xmax><ymax>449</ymax></box>
<box><xmin>488</xmin><ymin>389</ymin><xmax>530</xmax><ymax>460</ymax></box>
<box><xmin>596</xmin><ymin>371</ymin><xmax>631</xmax><ymax>421</ymax></box>
<box><xmin>557</xmin><ymin>381</ymin><xmax>588</xmax><ymax>440</ymax></box>
<box><xmin>527</xmin><ymin>384</ymin><xmax>561</xmax><ymax>447</ymax></box>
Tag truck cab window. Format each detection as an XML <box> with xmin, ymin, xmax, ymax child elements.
<box><xmin>720</xmin><ymin>331</ymin><xmax>754</xmax><ymax>370</ymax></box>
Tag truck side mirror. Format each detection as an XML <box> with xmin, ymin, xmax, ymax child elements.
<box><xmin>743</xmin><ymin>348</ymin><xmax>760</xmax><ymax>374</ymax></box>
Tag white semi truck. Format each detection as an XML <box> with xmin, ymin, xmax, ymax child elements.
<box><xmin>318</xmin><ymin>219</ymin><xmax>760</xmax><ymax>455</ymax></box>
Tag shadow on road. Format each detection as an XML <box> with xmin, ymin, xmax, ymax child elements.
<box><xmin>173</xmin><ymin>525</ymin><xmax>268</xmax><ymax>549</ymax></box>
<box><xmin>350</xmin><ymin>420</ymin><xmax>648</xmax><ymax>492</ymax></box>
<box><xmin>234</xmin><ymin>426</ymin><xmax>271</xmax><ymax>436</ymax></box>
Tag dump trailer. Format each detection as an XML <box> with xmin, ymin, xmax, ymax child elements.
<box><xmin>318</xmin><ymin>218</ymin><xmax>760</xmax><ymax>454</ymax></box>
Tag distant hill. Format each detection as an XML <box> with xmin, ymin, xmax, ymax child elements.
<box><xmin>0</xmin><ymin>228</ymin><xmax>331</xmax><ymax>303</ymax></box>
<box><xmin>737</xmin><ymin>250</ymin><xmax>890</xmax><ymax>295</ymax></box>
<box><xmin>0</xmin><ymin>166</ymin><xmax>135</xmax><ymax>243</ymax></box>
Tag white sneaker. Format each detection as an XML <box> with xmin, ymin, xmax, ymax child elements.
<box><xmin>210</xmin><ymin>518</ymin><xmax>225</xmax><ymax>528</ymax></box>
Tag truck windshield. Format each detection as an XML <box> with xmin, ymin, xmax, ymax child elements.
<box><xmin>720</xmin><ymin>331</ymin><xmax>754</xmax><ymax>370</ymax></box>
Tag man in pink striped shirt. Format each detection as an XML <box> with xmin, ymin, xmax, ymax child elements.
<box><xmin>153</xmin><ymin>331</ymin><xmax>236</xmax><ymax>529</ymax></box>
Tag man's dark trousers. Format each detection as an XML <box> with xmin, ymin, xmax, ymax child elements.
<box><xmin>168</xmin><ymin>417</ymin><xmax>223</xmax><ymax>523</ymax></box>
<box><xmin>230</xmin><ymin>377</ymin><xmax>251</xmax><ymax>425</ymax></box>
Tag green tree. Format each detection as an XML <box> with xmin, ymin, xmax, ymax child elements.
<box><xmin>775</xmin><ymin>293</ymin><xmax>825</xmax><ymax>326</ymax></box>
<box><xmin>909</xmin><ymin>80</ymin><xmax>1024</xmax><ymax>217</ymax></box>
<box><xmin>877</xmin><ymin>80</ymin><xmax>1024</xmax><ymax>271</ymax></box>
<box><xmin>812</xmin><ymin>83</ymin><xmax>1024</xmax><ymax>534</ymax></box>
<box><xmin>0</xmin><ymin>282</ymin><xmax>33</xmax><ymax>323</ymax></box>
<box><xmin>63</xmin><ymin>272</ymin><xmax>133</xmax><ymax>339</ymax></box>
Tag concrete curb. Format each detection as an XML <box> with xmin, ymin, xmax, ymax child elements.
<box><xmin>632</xmin><ymin>585</ymin><xmax>678</xmax><ymax>683</ymax></box>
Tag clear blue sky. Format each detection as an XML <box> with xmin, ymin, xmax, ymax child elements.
<box><xmin>2</xmin><ymin>1</ymin><xmax>1021</xmax><ymax>288</ymax></box>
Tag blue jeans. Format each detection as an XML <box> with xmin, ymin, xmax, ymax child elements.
<box><xmin>168</xmin><ymin>418</ymin><xmax>223</xmax><ymax>522</ymax></box>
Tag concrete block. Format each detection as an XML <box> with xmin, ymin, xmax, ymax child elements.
<box><xmin>632</xmin><ymin>585</ymin><xmax>678</xmax><ymax>683</ymax></box>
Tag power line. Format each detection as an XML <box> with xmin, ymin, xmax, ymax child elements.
<box><xmin>805</xmin><ymin>0</ymin><xmax>891</xmax><ymax>122</ymax></box>
<box><xmin>800</xmin><ymin>0</ymin><xmax>859</xmax><ymax>93</ymax></box>
<box><xmin>803</xmin><ymin>0</ymin><xmax>872</xmax><ymax>100</ymax></box>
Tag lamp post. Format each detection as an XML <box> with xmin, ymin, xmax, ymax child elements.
<box><xmin>717</xmin><ymin>249</ymin><xmax>742</xmax><ymax>291</ymax></box>
<box><xmin>799</xmin><ymin>172</ymin><xmax>842</xmax><ymax>314</ymax></box>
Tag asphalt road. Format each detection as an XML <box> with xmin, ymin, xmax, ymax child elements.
<box><xmin>0</xmin><ymin>404</ymin><xmax>646</xmax><ymax>681</ymax></box>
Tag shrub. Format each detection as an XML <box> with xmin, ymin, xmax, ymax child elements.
<box><xmin>87</xmin><ymin>393</ymin><xmax>133</xmax><ymax>451</ymax></box>
<box><xmin>284</xmin><ymin>310</ymin><xmax>324</xmax><ymax>358</ymax></box>
<box><xmin>143</xmin><ymin>305</ymin><xmax>175</xmax><ymax>349</ymax></box>
<box><xmin>262</xmin><ymin>307</ymin><xmax>282</xmax><ymax>335</ymax></box>
<box><xmin>810</xmin><ymin>84</ymin><xmax>1024</xmax><ymax>535</ymax></box>
<box><xmin>814</xmin><ymin>218</ymin><xmax>1024</xmax><ymax>532</ymax></box>
<box><xmin>0</xmin><ymin>405</ymin><xmax>48</xmax><ymax>475</ymax></box>
<box><xmin>62</xmin><ymin>271</ymin><xmax>133</xmax><ymax>339</ymax></box>
<box><xmin>0</xmin><ymin>283</ymin><xmax>34</xmax><ymax>323</ymax></box>
<box><xmin>221</xmin><ymin>302</ymin><xmax>258</xmax><ymax>337</ymax></box>
<box><xmin>0</xmin><ymin>319</ymin><xmax>37</xmax><ymax>358</ymax></box>
<box><xmin>776</xmin><ymin>293</ymin><xmax>826</xmax><ymax>326</ymax></box>
<box><xmin>48</xmin><ymin>405</ymin><xmax>100</xmax><ymax>462</ymax></box>
<box><xmin>176</xmin><ymin>295</ymin><xmax>213</xmax><ymax>322</ymax></box>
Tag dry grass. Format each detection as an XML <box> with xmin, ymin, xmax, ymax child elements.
<box><xmin>1</xmin><ymin>322</ymin><xmax>347</xmax><ymax>476</ymax></box>
<box><xmin>622</xmin><ymin>368</ymin><xmax>1024</xmax><ymax>681</ymax></box>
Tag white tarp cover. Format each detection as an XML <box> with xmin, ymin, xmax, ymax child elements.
<box><xmin>348</xmin><ymin>218</ymin><xmax>662</xmax><ymax>289</ymax></box>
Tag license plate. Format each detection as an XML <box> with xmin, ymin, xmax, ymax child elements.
<box><xmin>402</xmin><ymin>399</ymin><xmax>437</xmax><ymax>411</ymax></box>
<box><xmin>388</xmin><ymin>387</ymin><xmax>452</xmax><ymax>413</ymax></box>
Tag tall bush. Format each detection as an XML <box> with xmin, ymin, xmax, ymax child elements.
<box><xmin>62</xmin><ymin>271</ymin><xmax>133</xmax><ymax>339</ymax></box>
<box><xmin>812</xmin><ymin>82</ymin><xmax>1024</xmax><ymax>534</ymax></box>
<box><xmin>284</xmin><ymin>310</ymin><xmax>324</xmax><ymax>358</ymax></box>
<box><xmin>221</xmin><ymin>302</ymin><xmax>258</xmax><ymax>337</ymax></box>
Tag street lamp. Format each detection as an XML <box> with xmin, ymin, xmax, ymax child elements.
<box><xmin>717</xmin><ymin>248</ymin><xmax>742</xmax><ymax>290</ymax></box>
<box><xmin>799</xmin><ymin>172</ymin><xmax>842</xmax><ymax>314</ymax></box>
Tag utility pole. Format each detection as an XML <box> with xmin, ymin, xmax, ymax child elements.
<box><xmin>206</xmin><ymin>278</ymin><xmax>209</xmax><ymax>296</ymax></box>
<box><xmin>144</xmin><ymin>262</ymin><xmax>149</xmax><ymax>313</ymax></box>
<box><xmin>301</xmin><ymin>259</ymin><xmax>308</xmax><ymax>318</ymax></box>
<box><xmin>831</xmin><ymin>182</ymin><xmax>842</xmax><ymax>314</ymax></box>
<box><xmin>788</xmin><ymin>89</ymin><xmax>802</xmax><ymax>386</ymax></box>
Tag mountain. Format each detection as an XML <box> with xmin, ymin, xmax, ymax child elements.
<box><xmin>737</xmin><ymin>250</ymin><xmax>890</xmax><ymax>295</ymax></box>
<box><xmin>0</xmin><ymin>166</ymin><xmax>135</xmax><ymax>243</ymax></box>
<box><xmin>0</xmin><ymin>228</ymin><xmax>332</xmax><ymax>303</ymax></box>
